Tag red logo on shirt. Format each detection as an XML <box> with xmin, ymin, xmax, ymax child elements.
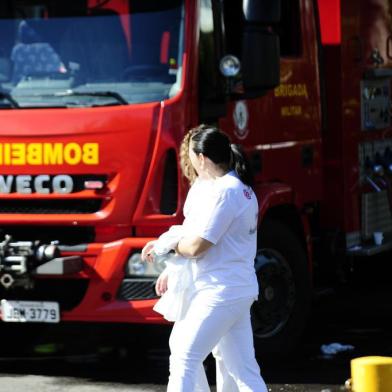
<box><xmin>243</xmin><ymin>189</ymin><xmax>252</xmax><ymax>199</ymax></box>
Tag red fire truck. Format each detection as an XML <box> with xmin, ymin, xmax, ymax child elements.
<box><xmin>0</xmin><ymin>0</ymin><xmax>389</xmax><ymax>355</ymax></box>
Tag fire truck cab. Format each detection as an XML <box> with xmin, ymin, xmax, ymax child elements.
<box><xmin>0</xmin><ymin>0</ymin><xmax>390</xmax><ymax>356</ymax></box>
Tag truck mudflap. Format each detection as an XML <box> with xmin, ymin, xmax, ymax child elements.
<box><xmin>0</xmin><ymin>237</ymin><xmax>166</xmax><ymax>325</ymax></box>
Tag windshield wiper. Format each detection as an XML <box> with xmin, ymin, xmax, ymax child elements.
<box><xmin>55</xmin><ymin>90</ymin><xmax>128</xmax><ymax>105</ymax></box>
<box><xmin>0</xmin><ymin>91</ymin><xmax>19</xmax><ymax>108</ymax></box>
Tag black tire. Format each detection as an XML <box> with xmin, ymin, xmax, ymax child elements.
<box><xmin>251</xmin><ymin>219</ymin><xmax>312</xmax><ymax>359</ymax></box>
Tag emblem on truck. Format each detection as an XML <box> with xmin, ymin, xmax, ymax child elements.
<box><xmin>0</xmin><ymin>175</ymin><xmax>73</xmax><ymax>194</ymax></box>
<box><xmin>233</xmin><ymin>101</ymin><xmax>249</xmax><ymax>139</ymax></box>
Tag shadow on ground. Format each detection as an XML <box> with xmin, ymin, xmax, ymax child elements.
<box><xmin>0</xmin><ymin>253</ymin><xmax>391</xmax><ymax>390</ymax></box>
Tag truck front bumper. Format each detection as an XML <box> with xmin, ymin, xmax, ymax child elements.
<box><xmin>0</xmin><ymin>238</ymin><xmax>168</xmax><ymax>325</ymax></box>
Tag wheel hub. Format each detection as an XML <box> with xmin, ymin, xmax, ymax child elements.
<box><xmin>263</xmin><ymin>286</ymin><xmax>275</xmax><ymax>301</ymax></box>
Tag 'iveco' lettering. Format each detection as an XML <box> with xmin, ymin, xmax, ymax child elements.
<box><xmin>0</xmin><ymin>143</ymin><xmax>99</xmax><ymax>165</ymax></box>
<box><xmin>0</xmin><ymin>175</ymin><xmax>74</xmax><ymax>194</ymax></box>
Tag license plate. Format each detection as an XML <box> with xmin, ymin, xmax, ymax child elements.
<box><xmin>1</xmin><ymin>300</ymin><xmax>60</xmax><ymax>323</ymax></box>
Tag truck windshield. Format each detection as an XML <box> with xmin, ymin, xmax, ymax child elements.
<box><xmin>0</xmin><ymin>0</ymin><xmax>184</xmax><ymax>108</ymax></box>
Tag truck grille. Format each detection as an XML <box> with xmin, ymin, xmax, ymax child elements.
<box><xmin>0</xmin><ymin>199</ymin><xmax>102</xmax><ymax>214</ymax></box>
<box><xmin>0</xmin><ymin>226</ymin><xmax>94</xmax><ymax>244</ymax></box>
<box><xmin>0</xmin><ymin>279</ymin><xmax>89</xmax><ymax>311</ymax></box>
<box><xmin>117</xmin><ymin>278</ymin><xmax>158</xmax><ymax>300</ymax></box>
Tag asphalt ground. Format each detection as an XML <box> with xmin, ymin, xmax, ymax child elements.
<box><xmin>0</xmin><ymin>254</ymin><xmax>391</xmax><ymax>391</ymax></box>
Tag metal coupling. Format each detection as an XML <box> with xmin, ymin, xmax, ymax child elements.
<box><xmin>0</xmin><ymin>273</ymin><xmax>14</xmax><ymax>289</ymax></box>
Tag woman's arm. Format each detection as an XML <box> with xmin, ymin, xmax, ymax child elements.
<box><xmin>175</xmin><ymin>235</ymin><xmax>213</xmax><ymax>258</ymax></box>
<box><xmin>142</xmin><ymin>225</ymin><xmax>185</xmax><ymax>262</ymax></box>
<box><xmin>154</xmin><ymin>225</ymin><xmax>184</xmax><ymax>255</ymax></box>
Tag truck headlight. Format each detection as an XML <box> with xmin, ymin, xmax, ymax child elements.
<box><xmin>125</xmin><ymin>251</ymin><xmax>174</xmax><ymax>277</ymax></box>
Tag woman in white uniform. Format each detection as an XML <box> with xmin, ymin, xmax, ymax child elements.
<box><xmin>142</xmin><ymin>125</ymin><xmax>268</xmax><ymax>392</ymax></box>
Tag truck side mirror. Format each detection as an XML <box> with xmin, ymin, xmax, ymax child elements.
<box><xmin>241</xmin><ymin>0</ymin><xmax>281</xmax><ymax>97</ymax></box>
<box><xmin>243</xmin><ymin>0</ymin><xmax>281</xmax><ymax>24</ymax></box>
<box><xmin>242</xmin><ymin>26</ymin><xmax>280</xmax><ymax>96</ymax></box>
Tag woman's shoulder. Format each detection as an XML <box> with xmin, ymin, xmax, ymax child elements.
<box><xmin>214</xmin><ymin>172</ymin><xmax>256</xmax><ymax>205</ymax></box>
<box><xmin>215</xmin><ymin>171</ymin><xmax>248</xmax><ymax>193</ymax></box>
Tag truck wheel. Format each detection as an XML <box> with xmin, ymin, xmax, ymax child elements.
<box><xmin>251</xmin><ymin>219</ymin><xmax>311</xmax><ymax>359</ymax></box>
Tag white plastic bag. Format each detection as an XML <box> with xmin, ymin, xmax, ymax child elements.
<box><xmin>153</xmin><ymin>255</ymin><xmax>193</xmax><ymax>322</ymax></box>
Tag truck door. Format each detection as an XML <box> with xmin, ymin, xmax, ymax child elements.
<box><xmin>212</xmin><ymin>0</ymin><xmax>324</xmax><ymax>357</ymax></box>
<box><xmin>220</xmin><ymin>0</ymin><xmax>322</xmax><ymax>205</ymax></box>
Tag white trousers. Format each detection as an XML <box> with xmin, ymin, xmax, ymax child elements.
<box><xmin>167</xmin><ymin>295</ymin><xmax>268</xmax><ymax>392</ymax></box>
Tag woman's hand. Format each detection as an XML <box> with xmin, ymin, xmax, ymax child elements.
<box><xmin>155</xmin><ymin>270</ymin><xmax>169</xmax><ymax>296</ymax></box>
<box><xmin>141</xmin><ymin>240</ymin><xmax>156</xmax><ymax>262</ymax></box>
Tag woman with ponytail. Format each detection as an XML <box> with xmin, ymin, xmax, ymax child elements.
<box><xmin>142</xmin><ymin>124</ymin><xmax>267</xmax><ymax>392</ymax></box>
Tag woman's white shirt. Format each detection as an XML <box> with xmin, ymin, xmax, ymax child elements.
<box><xmin>185</xmin><ymin>171</ymin><xmax>259</xmax><ymax>304</ymax></box>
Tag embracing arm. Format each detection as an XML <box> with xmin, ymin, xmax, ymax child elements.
<box><xmin>175</xmin><ymin>235</ymin><xmax>213</xmax><ymax>258</ymax></box>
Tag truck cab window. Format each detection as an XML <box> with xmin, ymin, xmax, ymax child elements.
<box><xmin>199</xmin><ymin>0</ymin><xmax>222</xmax><ymax>101</ymax></box>
<box><xmin>0</xmin><ymin>0</ymin><xmax>185</xmax><ymax>108</ymax></box>
<box><xmin>222</xmin><ymin>0</ymin><xmax>243</xmax><ymax>60</ymax></box>
<box><xmin>223</xmin><ymin>0</ymin><xmax>302</xmax><ymax>58</ymax></box>
<box><xmin>276</xmin><ymin>0</ymin><xmax>302</xmax><ymax>57</ymax></box>
<box><xmin>199</xmin><ymin>0</ymin><xmax>226</xmax><ymax>120</ymax></box>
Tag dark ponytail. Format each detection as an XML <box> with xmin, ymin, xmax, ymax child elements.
<box><xmin>230</xmin><ymin>143</ymin><xmax>254</xmax><ymax>187</ymax></box>
<box><xmin>189</xmin><ymin>124</ymin><xmax>254</xmax><ymax>187</ymax></box>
